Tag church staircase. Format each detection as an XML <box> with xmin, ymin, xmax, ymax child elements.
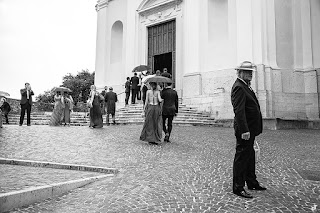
<box><xmin>5</xmin><ymin>103</ymin><xmax>221</xmax><ymax>127</ymax></box>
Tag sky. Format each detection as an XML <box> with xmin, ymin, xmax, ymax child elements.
<box><xmin>0</xmin><ymin>0</ymin><xmax>97</xmax><ymax>99</ymax></box>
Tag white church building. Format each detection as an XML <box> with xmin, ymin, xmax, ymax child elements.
<box><xmin>94</xmin><ymin>0</ymin><xmax>320</xmax><ymax>121</ymax></box>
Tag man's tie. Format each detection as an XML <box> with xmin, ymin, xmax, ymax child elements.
<box><xmin>27</xmin><ymin>90</ymin><xmax>29</xmax><ymax>100</ymax></box>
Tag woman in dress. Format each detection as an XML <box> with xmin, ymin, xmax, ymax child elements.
<box><xmin>140</xmin><ymin>82</ymin><xmax>163</xmax><ymax>144</ymax></box>
<box><xmin>88</xmin><ymin>85</ymin><xmax>104</xmax><ymax>128</ymax></box>
<box><xmin>49</xmin><ymin>91</ymin><xmax>65</xmax><ymax>126</ymax></box>
<box><xmin>61</xmin><ymin>92</ymin><xmax>73</xmax><ymax>126</ymax></box>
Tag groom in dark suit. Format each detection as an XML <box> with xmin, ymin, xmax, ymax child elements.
<box><xmin>231</xmin><ymin>61</ymin><xmax>266</xmax><ymax>199</ymax></box>
<box><xmin>161</xmin><ymin>82</ymin><xmax>178</xmax><ymax>142</ymax></box>
<box><xmin>19</xmin><ymin>83</ymin><xmax>34</xmax><ymax>126</ymax></box>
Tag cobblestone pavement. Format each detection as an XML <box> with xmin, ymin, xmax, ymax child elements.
<box><xmin>0</xmin><ymin>125</ymin><xmax>319</xmax><ymax>213</ymax></box>
<box><xmin>0</xmin><ymin>164</ymin><xmax>102</xmax><ymax>194</ymax></box>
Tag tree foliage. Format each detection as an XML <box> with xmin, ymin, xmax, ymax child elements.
<box><xmin>62</xmin><ymin>69</ymin><xmax>95</xmax><ymax>105</ymax></box>
<box><xmin>35</xmin><ymin>69</ymin><xmax>95</xmax><ymax>111</ymax></box>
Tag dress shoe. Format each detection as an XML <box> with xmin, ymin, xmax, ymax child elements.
<box><xmin>27</xmin><ymin>124</ymin><xmax>31</xmax><ymax>126</ymax></box>
<box><xmin>248</xmin><ymin>185</ymin><xmax>267</xmax><ymax>190</ymax></box>
<box><xmin>233</xmin><ymin>190</ymin><xmax>253</xmax><ymax>199</ymax></box>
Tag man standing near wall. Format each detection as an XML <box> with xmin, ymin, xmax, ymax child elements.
<box><xmin>231</xmin><ymin>61</ymin><xmax>266</xmax><ymax>199</ymax></box>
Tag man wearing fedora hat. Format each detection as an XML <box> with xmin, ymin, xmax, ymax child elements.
<box><xmin>231</xmin><ymin>61</ymin><xmax>266</xmax><ymax>199</ymax></box>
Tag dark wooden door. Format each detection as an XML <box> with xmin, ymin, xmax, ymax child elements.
<box><xmin>147</xmin><ymin>20</ymin><xmax>176</xmax><ymax>84</ymax></box>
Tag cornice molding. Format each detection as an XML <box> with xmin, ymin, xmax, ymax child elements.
<box><xmin>137</xmin><ymin>0</ymin><xmax>182</xmax><ymax>16</ymax></box>
<box><xmin>96</xmin><ymin>0</ymin><xmax>112</xmax><ymax>12</ymax></box>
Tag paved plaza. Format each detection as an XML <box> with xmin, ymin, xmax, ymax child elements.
<box><xmin>0</xmin><ymin>124</ymin><xmax>319</xmax><ymax>213</ymax></box>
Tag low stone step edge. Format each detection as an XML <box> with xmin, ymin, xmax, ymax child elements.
<box><xmin>0</xmin><ymin>174</ymin><xmax>113</xmax><ymax>213</ymax></box>
<box><xmin>0</xmin><ymin>158</ymin><xmax>119</xmax><ymax>174</ymax></box>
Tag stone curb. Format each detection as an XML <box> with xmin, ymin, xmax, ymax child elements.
<box><xmin>0</xmin><ymin>158</ymin><xmax>119</xmax><ymax>174</ymax></box>
<box><xmin>0</xmin><ymin>174</ymin><xmax>113</xmax><ymax>213</ymax></box>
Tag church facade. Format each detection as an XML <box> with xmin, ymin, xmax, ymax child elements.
<box><xmin>94</xmin><ymin>0</ymin><xmax>320</xmax><ymax>120</ymax></box>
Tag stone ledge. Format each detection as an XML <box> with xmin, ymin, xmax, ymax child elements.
<box><xmin>0</xmin><ymin>174</ymin><xmax>112</xmax><ymax>213</ymax></box>
<box><xmin>0</xmin><ymin>158</ymin><xmax>119</xmax><ymax>174</ymax></box>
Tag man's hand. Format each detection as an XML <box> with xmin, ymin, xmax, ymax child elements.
<box><xmin>241</xmin><ymin>132</ymin><xmax>250</xmax><ymax>140</ymax></box>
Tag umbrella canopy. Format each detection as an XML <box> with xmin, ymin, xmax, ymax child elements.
<box><xmin>52</xmin><ymin>87</ymin><xmax>72</xmax><ymax>93</ymax></box>
<box><xmin>144</xmin><ymin>76</ymin><xmax>172</xmax><ymax>83</ymax></box>
<box><xmin>141</xmin><ymin>74</ymin><xmax>156</xmax><ymax>83</ymax></box>
<box><xmin>0</xmin><ymin>91</ymin><xmax>10</xmax><ymax>97</ymax></box>
<box><xmin>132</xmin><ymin>65</ymin><xmax>151</xmax><ymax>73</ymax></box>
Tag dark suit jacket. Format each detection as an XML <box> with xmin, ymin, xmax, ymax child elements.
<box><xmin>161</xmin><ymin>87</ymin><xmax>178</xmax><ymax>116</ymax></box>
<box><xmin>104</xmin><ymin>91</ymin><xmax>118</xmax><ymax>114</ymax></box>
<box><xmin>231</xmin><ymin>78</ymin><xmax>262</xmax><ymax>137</ymax></box>
<box><xmin>20</xmin><ymin>89</ymin><xmax>34</xmax><ymax>105</ymax></box>
<box><xmin>131</xmin><ymin>76</ymin><xmax>139</xmax><ymax>90</ymax></box>
<box><xmin>125</xmin><ymin>81</ymin><xmax>131</xmax><ymax>93</ymax></box>
<box><xmin>161</xmin><ymin>72</ymin><xmax>172</xmax><ymax>78</ymax></box>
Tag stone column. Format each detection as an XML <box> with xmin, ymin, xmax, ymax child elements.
<box><xmin>235</xmin><ymin>0</ymin><xmax>253</xmax><ymax>63</ymax></box>
<box><xmin>182</xmin><ymin>0</ymin><xmax>202</xmax><ymax>97</ymax></box>
<box><xmin>94</xmin><ymin>1</ymin><xmax>109</xmax><ymax>88</ymax></box>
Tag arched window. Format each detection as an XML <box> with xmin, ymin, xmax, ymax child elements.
<box><xmin>110</xmin><ymin>21</ymin><xmax>123</xmax><ymax>63</ymax></box>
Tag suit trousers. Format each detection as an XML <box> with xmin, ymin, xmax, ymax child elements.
<box><xmin>131</xmin><ymin>89</ymin><xmax>139</xmax><ymax>104</ymax></box>
<box><xmin>162</xmin><ymin>115</ymin><xmax>174</xmax><ymax>136</ymax></box>
<box><xmin>125</xmin><ymin>92</ymin><xmax>130</xmax><ymax>105</ymax></box>
<box><xmin>233</xmin><ymin>135</ymin><xmax>259</xmax><ymax>192</ymax></box>
<box><xmin>106</xmin><ymin>113</ymin><xmax>115</xmax><ymax>124</ymax></box>
<box><xmin>20</xmin><ymin>102</ymin><xmax>31</xmax><ymax>125</ymax></box>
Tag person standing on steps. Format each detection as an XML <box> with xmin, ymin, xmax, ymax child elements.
<box><xmin>130</xmin><ymin>72</ymin><xmax>139</xmax><ymax>104</ymax></box>
<box><xmin>124</xmin><ymin>77</ymin><xmax>131</xmax><ymax>106</ymax></box>
<box><xmin>231</xmin><ymin>61</ymin><xmax>266</xmax><ymax>199</ymax></box>
<box><xmin>104</xmin><ymin>87</ymin><xmax>118</xmax><ymax>125</ymax></box>
<box><xmin>19</xmin><ymin>83</ymin><xmax>34</xmax><ymax>126</ymax></box>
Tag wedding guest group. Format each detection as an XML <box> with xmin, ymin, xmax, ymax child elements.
<box><xmin>19</xmin><ymin>83</ymin><xmax>34</xmax><ymax>126</ymax></box>
<box><xmin>231</xmin><ymin>61</ymin><xmax>266</xmax><ymax>199</ymax></box>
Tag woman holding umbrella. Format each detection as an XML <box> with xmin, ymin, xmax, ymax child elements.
<box><xmin>140</xmin><ymin>77</ymin><xmax>167</xmax><ymax>144</ymax></box>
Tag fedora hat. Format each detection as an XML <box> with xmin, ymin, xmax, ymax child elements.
<box><xmin>235</xmin><ymin>61</ymin><xmax>256</xmax><ymax>71</ymax></box>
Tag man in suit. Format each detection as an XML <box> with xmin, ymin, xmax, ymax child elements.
<box><xmin>104</xmin><ymin>87</ymin><xmax>118</xmax><ymax>125</ymax></box>
<box><xmin>231</xmin><ymin>61</ymin><xmax>266</xmax><ymax>199</ymax></box>
<box><xmin>19</xmin><ymin>82</ymin><xmax>34</xmax><ymax>126</ymax></box>
<box><xmin>130</xmin><ymin>72</ymin><xmax>140</xmax><ymax>104</ymax></box>
<box><xmin>161</xmin><ymin>82</ymin><xmax>178</xmax><ymax>142</ymax></box>
<box><xmin>124</xmin><ymin>77</ymin><xmax>131</xmax><ymax>106</ymax></box>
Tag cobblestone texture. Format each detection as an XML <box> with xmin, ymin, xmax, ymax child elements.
<box><xmin>0</xmin><ymin>125</ymin><xmax>319</xmax><ymax>212</ymax></box>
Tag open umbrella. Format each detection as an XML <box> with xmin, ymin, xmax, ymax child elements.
<box><xmin>0</xmin><ymin>91</ymin><xmax>10</xmax><ymax>97</ymax></box>
<box><xmin>52</xmin><ymin>87</ymin><xmax>72</xmax><ymax>93</ymax></box>
<box><xmin>144</xmin><ymin>76</ymin><xmax>172</xmax><ymax>83</ymax></box>
<box><xmin>132</xmin><ymin>65</ymin><xmax>151</xmax><ymax>73</ymax></box>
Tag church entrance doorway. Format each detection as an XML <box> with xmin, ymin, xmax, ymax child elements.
<box><xmin>153</xmin><ymin>52</ymin><xmax>172</xmax><ymax>75</ymax></box>
<box><xmin>147</xmin><ymin>20</ymin><xmax>176</xmax><ymax>86</ymax></box>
